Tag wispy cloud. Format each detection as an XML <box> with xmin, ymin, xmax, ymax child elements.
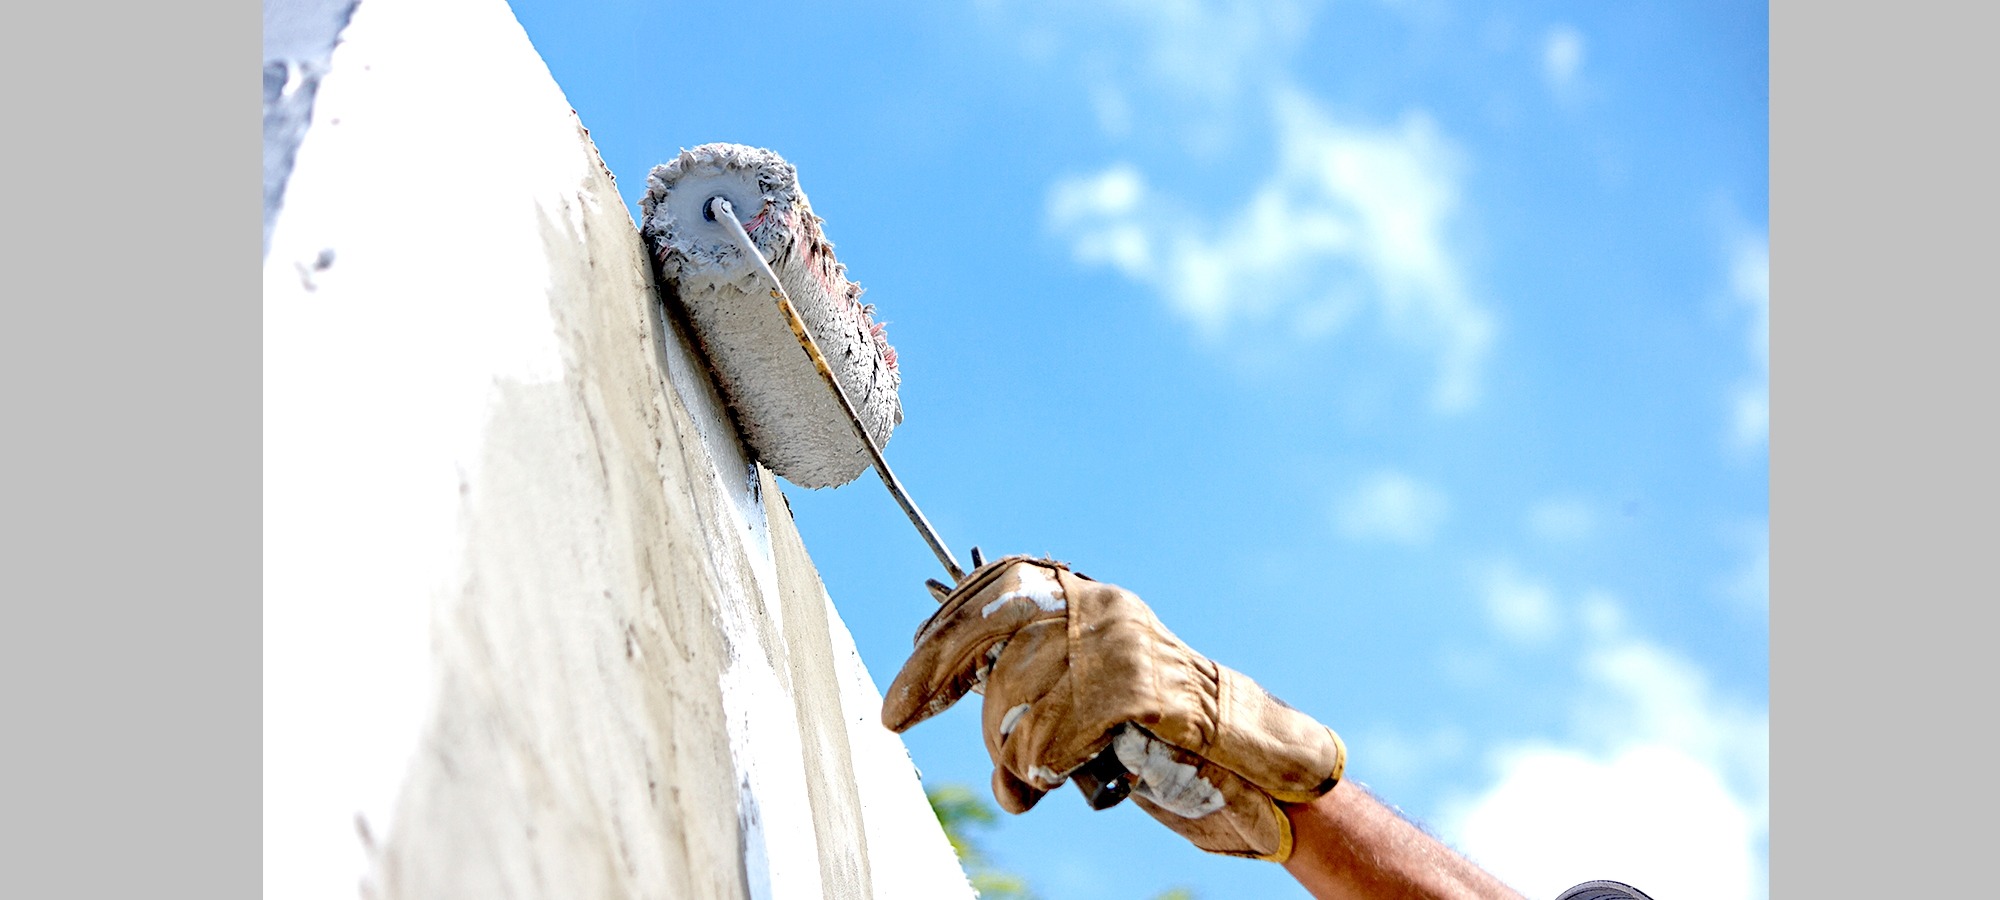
<box><xmin>1477</xmin><ymin>561</ymin><xmax>1560</xmax><ymax>644</ymax></box>
<box><xmin>1541</xmin><ymin>24</ymin><xmax>1587</xmax><ymax>104</ymax></box>
<box><xmin>1726</xmin><ymin>231</ymin><xmax>1769</xmax><ymax>453</ymax></box>
<box><xmin>1086</xmin><ymin>81</ymin><xmax>1132</xmax><ymax>138</ymax></box>
<box><xmin>1525</xmin><ymin>496</ymin><xmax>1595</xmax><ymax>544</ymax></box>
<box><xmin>1102</xmin><ymin>0</ymin><xmax>1321</xmax><ymax>109</ymax></box>
<box><xmin>1048</xmin><ymin>91</ymin><xmax>1495</xmax><ymax>411</ymax></box>
<box><xmin>988</xmin><ymin>0</ymin><xmax>1327</xmax><ymax>122</ymax></box>
<box><xmin>1001</xmin><ymin>0</ymin><xmax>1494</xmax><ymax>411</ymax></box>
<box><xmin>1447</xmin><ymin>594</ymin><xmax>1769</xmax><ymax>900</ymax></box>
<box><xmin>1337</xmin><ymin>470</ymin><xmax>1450</xmax><ymax>546</ymax></box>
<box><xmin>1353</xmin><ymin>722</ymin><xmax>1470</xmax><ymax>787</ymax></box>
<box><xmin>1720</xmin><ymin>519</ymin><xmax>1769</xmax><ymax>616</ymax></box>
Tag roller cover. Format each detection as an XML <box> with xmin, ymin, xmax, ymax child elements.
<box><xmin>641</xmin><ymin>143</ymin><xmax>902</xmax><ymax>489</ymax></box>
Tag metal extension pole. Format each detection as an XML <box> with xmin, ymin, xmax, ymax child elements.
<box><xmin>706</xmin><ymin>196</ymin><xmax>968</xmax><ymax>585</ymax></box>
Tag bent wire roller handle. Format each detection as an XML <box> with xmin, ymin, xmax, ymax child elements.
<box><xmin>710</xmin><ymin>197</ymin><xmax>1129</xmax><ymax>811</ymax></box>
<box><xmin>706</xmin><ymin>195</ymin><xmax>965</xmax><ymax>585</ymax></box>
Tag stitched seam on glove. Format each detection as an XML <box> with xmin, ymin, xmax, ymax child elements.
<box><xmin>1200</xmin><ymin>653</ymin><xmax>1223</xmax><ymax>760</ymax></box>
<box><xmin>903</xmin><ymin>557</ymin><xmax>1067</xmax><ymax>729</ymax></box>
<box><xmin>914</xmin><ymin>556</ymin><xmax>1023</xmax><ymax>645</ymax></box>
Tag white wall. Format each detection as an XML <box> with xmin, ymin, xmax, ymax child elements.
<box><xmin>261</xmin><ymin>1</ymin><xmax>972</xmax><ymax>897</ymax></box>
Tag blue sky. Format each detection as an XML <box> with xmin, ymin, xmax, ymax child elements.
<box><xmin>506</xmin><ymin>1</ymin><xmax>1767</xmax><ymax>897</ymax></box>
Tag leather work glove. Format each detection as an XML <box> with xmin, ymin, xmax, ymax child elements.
<box><xmin>881</xmin><ymin>555</ymin><xmax>1346</xmax><ymax>862</ymax></box>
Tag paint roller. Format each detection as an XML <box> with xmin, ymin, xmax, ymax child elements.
<box><xmin>641</xmin><ymin>143</ymin><xmax>1134</xmax><ymax>810</ymax></box>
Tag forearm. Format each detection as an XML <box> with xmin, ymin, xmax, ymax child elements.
<box><xmin>885</xmin><ymin>557</ymin><xmax>1523</xmax><ymax>892</ymax></box>
<box><xmin>1282</xmin><ymin>780</ymin><xmax>1525</xmax><ymax>900</ymax></box>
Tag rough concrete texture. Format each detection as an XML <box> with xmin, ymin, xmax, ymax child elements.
<box><xmin>641</xmin><ymin>144</ymin><xmax>903</xmax><ymax>490</ymax></box>
<box><xmin>261</xmin><ymin>1</ymin><xmax>971</xmax><ymax>898</ymax></box>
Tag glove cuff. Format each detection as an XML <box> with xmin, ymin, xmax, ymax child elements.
<box><xmin>1257</xmin><ymin>794</ymin><xmax>1296</xmax><ymax>864</ymax></box>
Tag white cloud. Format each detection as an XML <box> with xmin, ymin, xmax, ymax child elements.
<box><xmin>1337</xmin><ymin>470</ymin><xmax>1450</xmax><ymax>546</ymax></box>
<box><xmin>1720</xmin><ymin>520</ymin><xmax>1769</xmax><ymax>616</ymax></box>
<box><xmin>1353</xmin><ymin>723</ymin><xmax>1470</xmax><ymax>787</ymax></box>
<box><xmin>1526</xmin><ymin>497</ymin><xmax>1595</xmax><ymax>543</ymax></box>
<box><xmin>1728</xmin><ymin>388</ymin><xmax>1768</xmax><ymax>450</ymax></box>
<box><xmin>1479</xmin><ymin>561</ymin><xmax>1560</xmax><ymax>644</ymax></box>
<box><xmin>1731</xmin><ymin>236</ymin><xmax>1770</xmax><ymax>369</ymax></box>
<box><xmin>1048</xmin><ymin>164</ymin><xmax>1153</xmax><ymax>274</ymax></box>
<box><xmin>1448</xmin><ymin>597</ymin><xmax>1769</xmax><ymax>900</ymax></box>
<box><xmin>1542</xmin><ymin>25</ymin><xmax>1586</xmax><ymax>99</ymax></box>
<box><xmin>1048</xmin><ymin>92</ymin><xmax>1494</xmax><ymax>411</ymax></box>
<box><xmin>1115</xmin><ymin>0</ymin><xmax>1321</xmax><ymax>108</ymax></box>
<box><xmin>1455</xmin><ymin>745</ymin><xmax>1753</xmax><ymax>900</ymax></box>
<box><xmin>1003</xmin><ymin>0</ymin><xmax>1324</xmax><ymax>107</ymax></box>
<box><xmin>1726</xmin><ymin>231</ymin><xmax>1769</xmax><ymax>452</ymax></box>
<box><xmin>1576</xmin><ymin>590</ymin><xmax>1625</xmax><ymax>636</ymax></box>
<box><xmin>1087</xmin><ymin>81</ymin><xmax>1132</xmax><ymax>137</ymax></box>
<box><xmin>1004</xmin><ymin>1</ymin><xmax>1495</xmax><ymax>410</ymax></box>
<box><xmin>1580</xmin><ymin>644</ymin><xmax>1767</xmax><ymax>808</ymax></box>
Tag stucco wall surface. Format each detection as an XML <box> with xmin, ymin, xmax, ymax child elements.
<box><xmin>261</xmin><ymin>1</ymin><xmax>973</xmax><ymax>897</ymax></box>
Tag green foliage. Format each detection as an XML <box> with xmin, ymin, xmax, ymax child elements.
<box><xmin>924</xmin><ymin>782</ymin><xmax>1199</xmax><ymax>900</ymax></box>
<box><xmin>926</xmin><ymin>783</ymin><xmax>996</xmax><ymax>864</ymax></box>
<box><xmin>925</xmin><ymin>783</ymin><xmax>1035</xmax><ymax>899</ymax></box>
<box><xmin>971</xmin><ymin>871</ymin><xmax>1035</xmax><ymax>899</ymax></box>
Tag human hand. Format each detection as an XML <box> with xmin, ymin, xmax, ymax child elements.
<box><xmin>881</xmin><ymin>555</ymin><xmax>1345</xmax><ymax>861</ymax></box>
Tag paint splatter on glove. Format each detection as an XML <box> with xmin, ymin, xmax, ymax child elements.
<box><xmin>881</xmin><ymin>556</ymin><xmax>1346</xmax><ymax>862</ymax></box>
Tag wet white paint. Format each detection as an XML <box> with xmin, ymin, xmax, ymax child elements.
<box><xmin>820</xmin><ymin>596</ymin><xmax>979</xmax><ymax>900</ymax></box>
<box><xmin>982</xmin><ymin>566</ymin><xmax>1067</xmax><ymax>617</ymax></box>
<box><xmin>970</xmin><ymin>640</ymin><xmax>1008</xmax><ymax>696</ymax></box>
<box><xmin>263</xmin><ymin>0</ymin><xmax>580</xmax><ymax>893</ymax></box>
<box><xmin>703</xmin><ymin>450</ymin><xmax>820</xmax><ymax>900</ymax></box>
<box><xmin>1114</xmin><ymin>727</ymin><xmax>1227</xmax><ymax>819</ymax></box>
<box><xmin>263</xmin><ymin>2</ymin><xmax>970</xmax><ymax>897</ymax></box>
<box><xmin>1000</xmin><ymin>703</ymin><xmax>1032</xmax><ymax>738</ymax></box>
<box><xmin>1027</xmin><ymin>765</ymin><xmax>1068</xmax><ymax>788</ymax></box>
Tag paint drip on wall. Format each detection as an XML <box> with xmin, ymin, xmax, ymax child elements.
<box><xmin>641</xmin><ymin>143</ymin><xmax>902</xmax><ymax>489</ymax></box>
